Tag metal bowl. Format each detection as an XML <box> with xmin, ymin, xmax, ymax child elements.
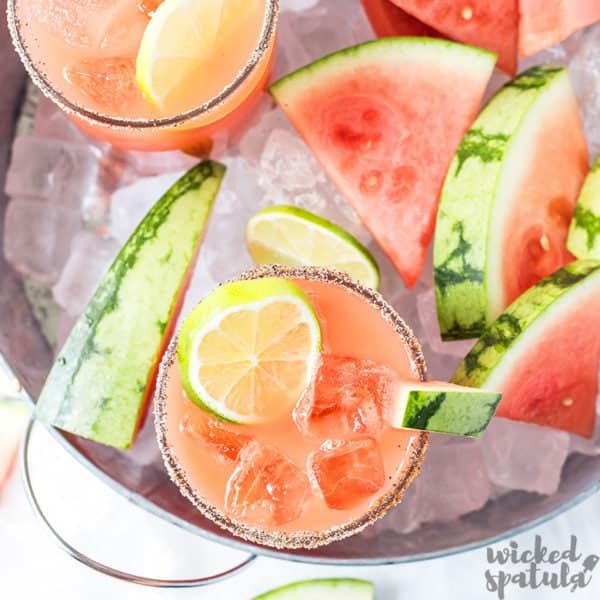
<box><xmin>1</xmin><ymin>4</ymin><xmax>600</xmax><ymax>569</ymax></box>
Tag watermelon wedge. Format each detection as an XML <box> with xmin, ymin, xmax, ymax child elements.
<box><xmin>36</xmin><ymin>162</ymin><xmax>225</xmax><ymax>449</ymax></box>
<box><xmin>389</xmin><ymin>0</ymin><xmax>518</xmax><ymax>74</ymax></box>
<box><xmin>270</xmin><ymin>38</ymin><xmax>495</xmax><ymax>288</ymax></box>
<box><xmin>453</xmin><ymin>260</ymin><xmax>600</xmax><ymax>438</ymax></box>
<box><xmin>434</xmin><ymin>66</ymin><xmax>588</xmax><ymax>340</ymax></box>
<box><xmin>361</xmin><ymin>0</ymin><xmax>439</xmax><ymax>38</ymax></box>
<box><xmin>520</xmin><ymin>0</ymin><xmax>600</xmax><ymax>57</ymax></box>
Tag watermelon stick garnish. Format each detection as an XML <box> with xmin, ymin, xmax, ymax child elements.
<box><xmin>389</xmin><ymin>381</ymin><xmax>501</xmax><ymax>437</ymax></box>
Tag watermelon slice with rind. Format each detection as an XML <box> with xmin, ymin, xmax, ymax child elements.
<box><xmin>434</xmin><ymin>66</ymin><xmax>588</xmax><ymax>340</ymax></box>
<box><xmin>389</xmin><ymin>0</ymin><xmax>518</xmax><ymax>74</ymax></box>
<box><xmin>519</xmin><ymin>0</ymin><xmax>600</xmax><ymax>57</ymax></box>
<box><xmin>453</xmin><ymin>260</ymin><xmax>600</xmax><ymax>438</ymax></box>
<box><xmin>270</xmin><ymin>38</ymin><xmax>495</xmax><ymax>288</ymax></box>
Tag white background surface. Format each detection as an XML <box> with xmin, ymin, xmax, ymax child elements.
<box><xmin>1</xmin><ymin>422</ymin><xmax>600</xmax><ymax>599</ymax></box>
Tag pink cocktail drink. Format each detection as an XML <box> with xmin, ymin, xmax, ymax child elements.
<box><xmin>155</xmin><ymin>266</ymin><xmax>428</xmax><ymax>548</ymax></box>
<box><xmin>9</xmin><ymin>0</ymin><xmax>277</xmax><ymax>151</ymax></box>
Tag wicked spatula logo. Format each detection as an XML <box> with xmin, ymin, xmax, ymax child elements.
<box><xmin>485</xmin><ymin>535</ymin><xmax>599</xmax><ymax>598</ymax></box>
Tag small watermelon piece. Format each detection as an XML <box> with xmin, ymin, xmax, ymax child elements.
<box><xmin>390</xmin><ymin>381</ymin><xmax>501</xmax><ymax>437</ymax></box>
<box><xmin>568</xmin><ymin>155</ymin><xmax>600</xmax><ymax>260</ymax></box>
<box><xmin>270</xmin><ymin>38</ymin><xmax>495</xmax><ymax>288</ymax></box>
<box><xmin>0</xmin><ymin>401</ymin><xmax>29</xmax><ymax>493</ymax></box>
<box><xmin>36</xmin><ymin>161</ymin><xmax>225</xmax><ymax>449</ymax></box>
<box><xmin>434</xmin><ymin>66</ymin><xmax>588</xmax><ymax>340</ymax></box>
<box><xmin>389</xmin><ymin>0</ymin><xmax>518</xmax><ymax>74</ymax></box>
<box><xmin>253</xmin><ymin>579</ymin><xmax>374</xmax><ymax>600</ymax></box>
<box><xmin>519</xmin><ymin>0</ymin><xmax>600</xmax><ymax>57</ymax></box>
<box><xmin>453</xmin><ymin>260</ymin><xmax>600</xmax><ymax>438</ymax></box>
<box><xmin>361</xmin><ymin>0</ymin><xmax>439</xmax><ymax>38</ymax></box>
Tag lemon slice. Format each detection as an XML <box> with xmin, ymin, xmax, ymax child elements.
<box><xmin>136</xmin><ymin>0</ymin><xmax>225</xmax><ymax>109</ymax></box>
<box><xmin>178</xmin><ymin>278</ymin><xmax>322</xmax><ymax>424</ymax></box>
<box><xmin>246</xmin><ymin>206</ymin><xmax>380</xmax><ymax>289</ymax></box>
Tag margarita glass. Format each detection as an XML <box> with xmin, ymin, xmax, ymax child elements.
<box><xmin>7</xmin><ymin>0</ymin><xmax>278</xmax><ymax>152</ymax></box>
<box><xmin>155</xmin><ymin>265</ymin><xmax>428</xmax><ymax>549</ymax></box>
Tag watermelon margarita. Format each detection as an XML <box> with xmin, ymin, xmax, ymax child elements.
<box><xmin>155</xmin><ymin>266</ymin><xmax>428</xmax><ymax>548</ymax></box>
<box><xmin>8</xmin><ymin>0</ymin><xmax>278</xmax><ymax>151</ymax></box>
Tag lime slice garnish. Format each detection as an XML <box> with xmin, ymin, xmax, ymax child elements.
<box><xmin>136</xmin><ymin>0</ymin><xmax>225</xmax><ymax>110</ymax></box>
<box><xmin>246</xmin><ymin>205</ymin><xmax>380</xmax><ymax>289</ymax></box>
<box><xmin>178</xmin><ymin>278</ymin><xmax>322</xmax><ymax>424</ymax></box>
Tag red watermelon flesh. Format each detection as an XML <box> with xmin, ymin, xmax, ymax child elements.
<box><xmin>390</xmin><ymin>0</ymin><xmax>518</xmax><ymax>74</ymax></box>
<box><xmin>270</xmin><ymin>39</ymin><xmax>495</xmax><ymax>288</ymax></box>
<box><xmin>520</xmin><ymin>0</ymin><xmax>600</xmax><ymax>57</ymax></box>
<box><xmin>495</xmin><ymin>286</ymin><xmax>600</xmax><ymax>438</ymax></box>
<box><xmin>361</xmin><ymin>0</ymin><xmax>440</xmax><ymax>38</ymax></box>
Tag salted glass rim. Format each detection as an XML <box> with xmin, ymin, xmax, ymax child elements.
<box><xmin>7</xmin><ymin>0</ymin><xmax>279</xmax><ymax>129</ymax></box>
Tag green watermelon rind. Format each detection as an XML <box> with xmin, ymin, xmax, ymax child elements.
<box><xmin>434</xmin><ymin>65</ymin><xmax>569</xmax><ymax>341</ymax></box>
<box><xmin>36</xmin><ymin>161</ymin><xmax>225</xmax><ymax>449</ymax></box>
<box><xmin>252</xmin><ymin>578</ymin><xmax>374</xmax><ymax>600</ymax></box>
<box><xmin>398</xmin><ymin>388</ymin><xmax>501</xmax><ymax>437</ymax></box>
<box><xmin>452</xmin><ymin>260</ymin><xmax>600</xmax><ymax>390</ymax></box>
<box><xmin>567</xmin><ymin>155</ymin><xmax>600</xmax><ymax>260</ymax></box>
<box><xmin>270</xmin><ymin>37</ymin><xmax>496</xmax><ymax>100</ymax></box>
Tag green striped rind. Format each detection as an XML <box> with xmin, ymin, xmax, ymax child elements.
<box><xmin>452</xmin><ymin>260</ymin><xmax>600</xmax><ymax>388</ymax></box>
<box><xmin>399</xmin><ymin>389</ymin><xmax>501</xmax><ymax>437</ymax></box>
<box><xmin>252</xmin><ymin>579</ymin><xmax>374</xmax><ymax>600</ymax></box>
<box><xmin>36</xmin><ymin>161</ymin><xmax>225</xmax><ymax>449</ymax></box>
<box><xmin>270</xmin><ymin>37</ymin><xmax>496</xmax><ymax>100</ymax></box>
<box><xmin>434</xmin><ymin>66</ymin><xmax>567</xmax><ymax>340</ymax></box>
<box><xmin>567</xmin><ymin>155</ymin><xmax>600</xmax><ymax>259</ymax></box>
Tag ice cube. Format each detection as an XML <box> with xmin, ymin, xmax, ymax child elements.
<box><xmin>309</xmin><ymin>437</ymin><xmax>385</xmax><ymax>509</ymax></box>
<box><xmin>281</xmin><ymin>0</ymin><xmax>320</xmax><ymax>11</ymax></box>
<box><xmin>225</xmin><ymin>441</ymin><xmax>311</xmax><ymax>525</ymax></box>
<box><xmin>417</xmin><ymin>289</ymin><xmax>476</xmax><ymax>358</ymax></box>
<box><xmin>64</xmin><ymin>57</ymin><xmax>139</xmax><ymax>110</ymax></box>
<box><xmin>123</xmin><ymin>150</ymin><xmax>198</xmax><ymax>177</ymax></box>
<box><xmin>365</xmin><ymin>478</ymin><xmax>423</xmax><ymax>536</ymax></box>
<box><xmin>280</xmin><ymin>0</ymin><xmax>374</xmax><ymax>65</ymax></box>
<box><xmin>481</xmin><ymin>418</ymin><xmax>569</xmax><ymax>495</ymax></box>
<box><xmin>259</xmin><ymin>129</ymin><xmax>324</xmax><ymax>193</ymax></box>
<box><xmin>418</xmin><ymin>436</ymin><xmax>491</xmax><ymax>522</ymax></box>
<box><xmin>238</xmin><ymin>105</ymin><xmax>290</xmax><ymax>165</ymax></box>
<box><xmin>52</xmin><ymin>232</ymin><xmax>119</xmax><ymax>316</ymax></box>
<box><xmin>24</xmin><ymin>0</ymin><xmax>113</xmax><ymax>48</ymax></box>
<box><xmin>202</xmin><ymin>157</ymin><xmax>263</xmax><ymax>282</ymax></box>
<box><xmin>179</xmin><ymin>259</ymin><xmax>218</xmax><ymax>324</ymax></box>
<box><xmin>5</xmin><ymin>136</ymin><xmax>101</xmax><ymax>207</ymax></box>
<box><xmin>33</xmin><ymin>98</ymin><xmax>98</xmax><ymax>146</ymax></box>
<box><xmin>294</xmin><ymin>355</ymin><xmax>395</xmax><ymax>437</ymax></box>
<box><xmin>4</xmin><ymin>198</ymin><xmax>81</xmax><ymax>282</ymax></box>
<box><xmin>108</xmin><ymin>172</ymin><xmax>184</xmax><ymax>244</ymax></box>
<box><xmin>180</xmin><ymin>414</ymin><xmax>252</xmax><ymax>462</ymax></box>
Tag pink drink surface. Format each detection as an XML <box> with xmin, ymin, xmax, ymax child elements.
<box><xmin>17</xmin><ymin>0</ymin><xmax>268</xmax><ymax>120</ymax></box>
<box><xmin>163</xmin><ymin>278</ymin><xmax>423</xmax><ymax>532</ymax></box>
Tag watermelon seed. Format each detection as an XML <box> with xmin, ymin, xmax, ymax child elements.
<box><xmin>461</xmin><ymin>5</ymin><xmax>473</xmax><ymax>20</ymax></box>
<box><xmin>360</xmin><ymin>170</ymin><xmax>383</xmax><ymax>195</ymax></box>
<box><xmin>540</xmin><ymin>234</ymin><xmax>550</xmax><ymax>251</ymax></box>
<box><xmin>561</xmin><ymin>397</ymin><xmax>574</xmax><ymax>407</ymax></box>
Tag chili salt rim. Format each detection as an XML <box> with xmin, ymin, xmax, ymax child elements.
<box><xmin>154</xmin><ymin>265</ymin><xmax>429</xmax><ymax>550</ymax></box>
<box><xmin>7</xmin><ymin>0</ymin><xmax>279</xmax><ymax>129</ymax></box>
